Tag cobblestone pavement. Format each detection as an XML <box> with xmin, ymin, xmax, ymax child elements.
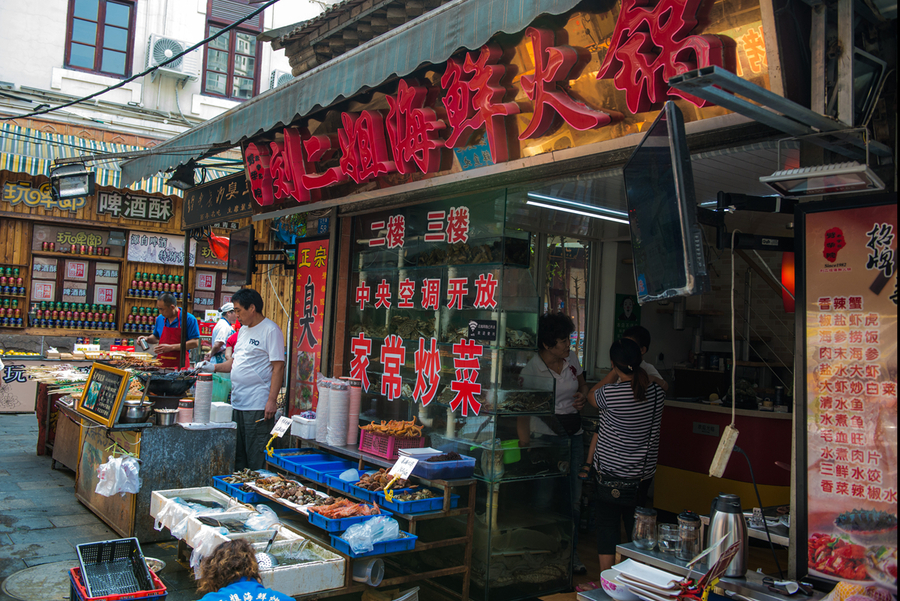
<box><xmin>0</xmin><ymin>413</ymin><xmax>198</xmax><ymax>601</ymax></box>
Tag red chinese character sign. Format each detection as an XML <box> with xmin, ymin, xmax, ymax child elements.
<box><xmin>801</xmin><ymin>200</ymin><xmax>897</xmax><ymax>591</ymax></box>
<box><xmin>519</xmin><ymin>27</ymin><xmax>621</xmax><ymax>139</ymax></box>
<box><xmin>289</xmin><ymin>239</ymin><xmax>329</xmax><ymax>416</ymax></box>
<box><xmin>597</xmin><ymin>0</ymin><xmax>737</xmax><ymax>114</ymax></box>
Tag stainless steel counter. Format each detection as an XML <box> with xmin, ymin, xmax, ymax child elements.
<box><xmin>615</xmin><ymin>543</ymin><xmax>823</xmax><ymax>601</ymax></box>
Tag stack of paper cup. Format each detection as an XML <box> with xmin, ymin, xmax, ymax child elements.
<box><xmin>315</xmin><ymin>380</ymin><xmax>330</xmax><ymax>443</ymax></box>
<box><xmin>343</xmin><ymin>377</ymin><xmax>362</xmax><ymax>445</ymax></box>
<box><xmin>327</xmin><ymin>380</ymin><xmax>349</xmax><ymax>446</ymax></box>
<box><xmin>193</xmin><ymin>374</ymin><xmax>213</xmax><ymax>423</ymax></box>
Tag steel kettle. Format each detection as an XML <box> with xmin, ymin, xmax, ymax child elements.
<box><xmin>708</xmin><ymin>493</ymin><xmax>748</xmax><ymax>578</ymax></box>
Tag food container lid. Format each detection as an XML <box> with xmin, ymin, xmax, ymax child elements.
<box><xmin>198</xmin><ymin>373</ymin><xmax>213</xmax><ymax>381</ymax></box>
<box><xmin>678</xmin><ymin>510</ymin><xmax>701</xmax><ymax>524</ymax></box>
<box><xmin>179</xmin><ymin>399</ymin><xmax>194</xmax><ymax>407</ymax></box>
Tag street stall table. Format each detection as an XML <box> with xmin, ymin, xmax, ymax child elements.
<box><xmin>25</xmin><ymin>361</ymin><xmax>238</xmax><ymax>543</ymax></box>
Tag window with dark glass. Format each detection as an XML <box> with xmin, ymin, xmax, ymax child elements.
<box><xmin>203</xmin><ymin>26</ymin><xmax>259</xmax><ymax>100</ymax></box>
<box><xmin>65</xmin><ymin>0</ymin><xmax>135</xmax><ymax>77</ymax></box>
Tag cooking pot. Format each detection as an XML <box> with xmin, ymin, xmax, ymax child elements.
<box><xmin>120</xmin><ymin>399</ymin><xmax>154</xmax><ymax>424</ymax></box>
<box><xmin>154</xmin><ymin>408</ymin><xmax>179</xmax><ymax>426</ymax></box>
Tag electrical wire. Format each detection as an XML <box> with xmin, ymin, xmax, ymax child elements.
<box><xmin>0</xmin><ymin>0</ymin><xmax>282</xmax><ymax>122</ymax></box>
<box><xmin>733</xmin><ymin>445</ymin><xmax>786</xmax><ymax>580</ymax></box>
<box><xmin>730</xmin><ymin>229</ymin><xmax>741</xmax><ymax>425</ymax></box>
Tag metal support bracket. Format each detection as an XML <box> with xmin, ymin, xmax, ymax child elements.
<box><xmin>698</xmin><ymin>192</ymin><xmax>796</xmax><ymax>252</ymax></box>
<box><xmin>253</xmin><ymin>248</ymin><xmax>295</xmax><ymax>270</ymax></box>
<box><xmin>668</xmin><ymin>66</ymin><xmax>893</xmax><ymax>162</ymax></box>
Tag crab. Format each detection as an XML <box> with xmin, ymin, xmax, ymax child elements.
<box><xmin>505</xmin><ymin>328</ymin><xmax>535</xmax><ymax>348</ymax></box>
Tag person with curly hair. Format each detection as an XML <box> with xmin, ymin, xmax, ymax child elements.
<box><xmin>197</xmin><ymin>539</ymin><xmax>291</xmax><ymax>601</ymax></box>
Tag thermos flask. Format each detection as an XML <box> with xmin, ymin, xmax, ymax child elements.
<box><xmin>708</xmin><ymin>493</ymin><xmax>748</xmax><ymax>577</ymax></box>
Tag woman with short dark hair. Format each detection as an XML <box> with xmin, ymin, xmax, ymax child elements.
<box><xmin>197</xmin><ymin>539</ymin><xmax>291</xmax><ymax>600</ymax></box>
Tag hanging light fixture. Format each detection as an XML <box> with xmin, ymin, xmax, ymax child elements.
<box><xmin>166</xmin><ymin>160</ymin><xmax>201</xmax><ymax>190</ymax></box>
<box><xmin>759</xmin><ymin>161</ymin><xmax>885</xmax><ymax>197</ymax></box>
<box><xmin>49</xmin><ymin>162</ymin><xmax>95</xmax><ymax>201</ymax></box>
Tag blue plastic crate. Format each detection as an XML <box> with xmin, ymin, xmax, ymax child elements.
<box><xmin>346</xmin><ymin>482</ymin><xmax>377</xmax><ymax>503</ymax></box>
<box><xmin>375</xmin><ymin>488</ymin><xmax>460</xmax><ymax>514</ymax></box>
<box><xmin>329</xmin><ymin>531</ymin><xmax>418</xmax><ymax>557</ymax></box>
<box><xmin>211</xmin><ymin>476</ymin><xmax>262</xmax><ymax>504</ymax></box>
<box><xmin>302</xmin><ymin>460</ymin><xmax>356</xmax><ymax>483</ymax></box>
<box><xmin>307</xmin><ymin>507</ymin><xmax>382</xmax><ymax>532</ymax></box>
<box><xmin>323</xmin><ymin>473</ymin><xmax>352</xmax><ymax>494</ymax></box>
<box><xmin>272</xmin><ymin>449</ymin><xmax>328</xmax><ymax>470</ymax></box>
<box><xmin>411</xmin><ymin>454</ymin><xmax>476</xmax><ymax>480</ymax></box>
<box><xmin>281</xmin><ymin>453</ymin><xmax>331</xmax><ymax>477</ymax></box>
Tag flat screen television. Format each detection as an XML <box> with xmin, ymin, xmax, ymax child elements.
<box><xmin>622</xmin><ymin>101</ymin><xmax>709</xmax><ymax>304</ymax></box>
<box><xmin>226</xmin><ymin>225</ymin><xmax>254</xmax><ymax>287</ymax></box>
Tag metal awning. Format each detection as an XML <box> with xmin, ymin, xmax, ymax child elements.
<box><xmin>120</xmin><ymin>0</ymin><xmax>583</xmax><ymax>186</ymax></box>
<box><xmin>0</xmin><ymin>123</ymin><xmax>232</xmax><ymax>195</ymax></box>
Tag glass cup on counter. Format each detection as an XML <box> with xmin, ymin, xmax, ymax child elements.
<box><xmin>632</xmin><ymin>507</ymin><xmax>657</xmax><ymax>550</ymax></box>
<box><xmin>676</xmin><ymin>511</ymin><xmax>702</xmax><ymax>561</ymax></box>
<box><xmin>658</xmin><ymin>524</ymin><xmax>680</xmax><ymax>554</ymax></box>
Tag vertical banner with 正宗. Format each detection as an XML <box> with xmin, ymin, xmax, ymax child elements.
<box><xmin>803</xmin><ymin>201</ymin><xmax>897</xmax><ymax>591</ymax></box>
<box><xmin>289</xmin><ymin>239</ymin><xmax>329</xmax><ymax>417</ymax></box>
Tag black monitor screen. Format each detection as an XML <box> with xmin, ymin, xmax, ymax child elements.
<box><xmin>226</xmin><ymin>226</ymin><xmax>254</xmax><ymax>287</ymax></box>
<box><xmin>623</xmin><ymin>101</ymin><xmax>709</xmax><ymax>304</ymax></box>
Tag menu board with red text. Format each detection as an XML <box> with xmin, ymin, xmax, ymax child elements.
<box><xmin>803</xmin><ymin>201</ymin><xmax>897</xmax><ymax>592</ymax></box>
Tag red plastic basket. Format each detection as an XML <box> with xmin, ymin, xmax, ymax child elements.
<box><xmin>358</xmin><ymin>429</ymin><xmax>424</xmax><ymax>460</ymax></box>
<box><xmin>69</xmin><ymin>567</ymin><xmax>167</xmax><ymax>601</ymax></box>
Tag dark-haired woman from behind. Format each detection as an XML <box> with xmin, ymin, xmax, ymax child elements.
<box><xmin>197</xmin><ymin>539</ymin><xmax>292</xmax><ymax>601</ymax></box>
<box><xmin>591</xmin><ymin>338</ymin><xmax>666</xmax><ymax>572</ymax></box>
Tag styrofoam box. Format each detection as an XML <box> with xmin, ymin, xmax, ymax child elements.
<box><xmin>210</xmin><ymin>402</ymin><xmax>233</xmax><ymax>423</ymax></box>
<box><xmin>150</xmin><ymin>486</ymin><xmax>242</xmax><ymax>533</ymax></box>
<box><xmin>184</xmin><ymin>510</ymin><xmax>303</xmax><ymax>548</ymax></box>
<box><xmin>291</xmin><ymin>415</ymin><xmax>315</xmax><ymax>439</ymax></box>
<box><xmin>251</xmin><ymin>538</ymin><xmax>345</xmax><ymax>597</ymax></box>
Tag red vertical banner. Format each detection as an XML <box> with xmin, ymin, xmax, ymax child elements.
<box><xmin>289</xmin><ymin>239</ymin><xmax>329</xmax><ymax>417</ymax></box>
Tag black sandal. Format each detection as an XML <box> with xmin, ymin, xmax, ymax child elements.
<box><xmin>578</xmin><ymin>463</ymin><xmax>592</xmax><ymax>480</ymax></box>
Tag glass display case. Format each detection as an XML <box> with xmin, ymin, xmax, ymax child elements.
<box><xmin>348</xmin><ymin>190</ymin><xmax>573</xmax><ymax>601</ymax></box>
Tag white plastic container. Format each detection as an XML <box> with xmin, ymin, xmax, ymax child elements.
<box><xmin>210</xmin><ymin>402</ymin><xmax>233</xmax><ymax>423</ymax></box>
<box><xmin>251</xmin><ymin>539</ymin><xmax>345</xmax><ymax>596</ymax></box>
<box><xmin>291</xmin><ymin>415</ymin><xmax>315</xmax><ymax>439</ymax></box>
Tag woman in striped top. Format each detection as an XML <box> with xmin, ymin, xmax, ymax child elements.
<box><xmin>591</xmin><ymin>338</ymin><xmax>666</xmax><ymax>571</ymax></box>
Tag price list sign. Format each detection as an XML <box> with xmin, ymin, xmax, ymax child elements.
<box><xmin>800</xmin><ymin>199</ymin><xmax>897</xmax><ymax>590</ymax></box>
<box><xmin>76</xmin><ymin>363</ymin><xmax>131</xmax><ymax>428</ymax></box>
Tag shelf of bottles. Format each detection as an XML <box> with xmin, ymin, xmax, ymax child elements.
<box><xmin>28</xmin><ymin>301</ymin><xmax>117</xmax><ymax>331</ymax></box>
<box><xmin>123</xmin><ymin>272</ymin><xmax>191</xmax><ymax>335</ymax></box>
<box><xmin>0</xmin><ymin>267</ymin><xmax>28</xmax><ymax>327</ymax></box>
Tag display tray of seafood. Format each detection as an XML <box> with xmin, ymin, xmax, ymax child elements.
<box><xmin>307</xmin><ymin>498</ymin><xmax>382</xmax><ymax>532</ymax></box>
<box><xmin>247</xmin><ymin>475</ymin><xmax>336</xmax><ymax>514</ymax></box>
<box><xmin>354</xmin><ymin>468</ymin><xmax>416</xmax><ymax>491</ymax></box>
<box><xmin>492</xmin><ymin>389</ymin><xmax>554</xmax><ymax>413</ymax></box>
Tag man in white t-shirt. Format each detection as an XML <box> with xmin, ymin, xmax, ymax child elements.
<box><xmin>205</xmin><ymin>303</ymin><xmax>237</xmax><ymax>364</ymax></box>
<box><xmin>201</xmin><ymin>288</ymin><xmax>285</xmax><ymax>470</ymax></box>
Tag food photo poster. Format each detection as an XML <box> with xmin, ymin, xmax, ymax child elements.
<box><xmin>803</xmin><ymin>201</ymin><xmax>897</xmax><ymax>593</ymax></box>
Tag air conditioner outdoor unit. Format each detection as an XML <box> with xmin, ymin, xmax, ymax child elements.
<box><xmin>146</xmin><ymin>34</ymin><xmax>200</xmax><ymax>80</ymax></box>
<box><xmin>269</xmin><ymin>69</ymin><xmax>293</xmax><ymax>90</ymax></box>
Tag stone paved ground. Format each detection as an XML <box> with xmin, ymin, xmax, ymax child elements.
<box><xmin>0</xmin><ymin>413</ymin><xmax>198</xmax><ymax>601</ymax></box>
